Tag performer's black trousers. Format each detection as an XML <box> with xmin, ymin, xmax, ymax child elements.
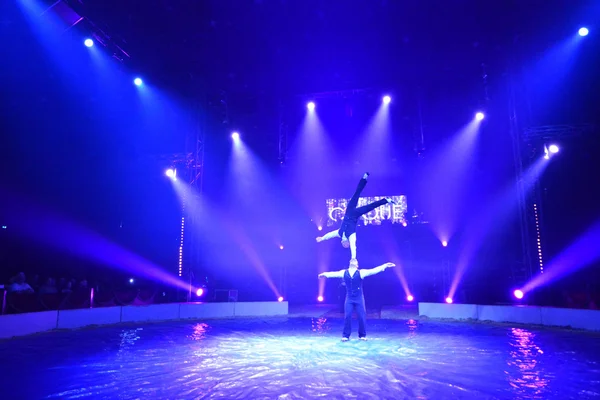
<box><xmin>343</xmin><ymin>294</ymin><xmax>367</xmax><ymax>338</ymax></box>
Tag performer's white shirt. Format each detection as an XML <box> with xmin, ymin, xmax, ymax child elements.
<box><xmin>322</xmin><ymin>265</ymin><xmax>387</xmax><ymax>279</ymax></box>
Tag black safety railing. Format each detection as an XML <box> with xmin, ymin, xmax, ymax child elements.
<box><xmin>0</xmin><ymin>287</ymin><xmax>164</xmax><ymax>315</ymax></box>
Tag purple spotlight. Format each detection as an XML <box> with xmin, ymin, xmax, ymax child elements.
<box><xmin>579</xmin><ymin>27</ymin><xmax>589</xmax><ymax>37</ymax></box>
<box><xmin>278</xmin><ymin>296</ymin><xmax>284</xmax><ymax>302</ymax></box>
<box><xmin>279</xmin><ymin>245</ymin><xmax>284</xmax><ymax>250</ymax></box>
<box><xmin>196</xmin><ymin>288</ymin><xmax>204</xmax><ymax>297</ymax></box>
<box><xmin>133</xmin><ymin>77</ymin><xmax>143</xmax><ymax>86</ymax></box>
<box><xmin>475</xmin><ymin>112</ymin><xmax>485</xmax><ymax>121</ymax></box>
<box><xmin>317</xmin><ymin>226</ymin><xmax>323</xmax><ymax>231</ymax></box>
<box><xmin>513</xmin><ymin>289</ymin><xmax>524</xmax><ymax>300</ymax></box>
<box><xmin>231</xmin><ymin>132</ymin><xmax>240</xmax><ymax>140</ymax></box>
<box><xmin>317</xmin><ymin>296</ymin><xmax>324</xmax><ymax>302</ymax></box>
<box><xmin>445</xmin><ymin>297</ymin><xmax>453</xmax><ymax>304</ymax></box>
<box><xmin>307</xmin><ymin>102</ymin><xmax>315</xmax><ymax>111</ymax></box>
<box><xmin>442</xmin><ymin>240</ymin><xmax>448</xmax><ymax>247</ymax></box>
<box><xmin>407</xmin><ymin>295</ymin><xmax>414</xmax><ymax>302</ymax></box>
<box><xmin>84</xmin><ymin>38</ymin><xmax>94</xmax><ymax>47</ymax></box>
<box><xmin>165</xmin><ymin>169</ymin><xmax>176</xmax><ymax>179</ymax></box>
<box><xmin>383</xmin><ymin>95</ymin><xmax>391</xmax><ymax>105</ymax></box>
<box><xmin>548</xmin><ymin>144</ymin><xmax>559</xmax><ymax>154</ymax></box>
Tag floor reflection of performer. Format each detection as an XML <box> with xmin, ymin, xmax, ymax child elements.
<box><xmin>316</xmin><ymin>173</ymin><xmax>396</xmax><ymax>259</ymax></box>
<box><xmin>319</xmin><ymin>259</ymin><xmax>395</xmax><ymax>341</ymax></box>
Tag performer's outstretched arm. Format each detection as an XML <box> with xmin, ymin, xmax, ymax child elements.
<box><xmin>349</xmin><ymin>233</ymin><xmax>357</xmax><ymax>259</ymax></box>
<box><xmin>318</xmin><ymin>270</ymin><xmax>345</xmax><ymax>279</ymax></box>
<box><xmin>359</xmin><ymin>262</ymin><xmax>395</xmax><ymax>278</ymax></box>
<box><xmin>316</xmin><ymin>229</ymin><xmax>340</xmax><ymax>242</ymax></box>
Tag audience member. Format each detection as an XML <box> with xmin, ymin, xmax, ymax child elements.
<box><xmin>61</xmin><ymin>281</ymin><xmax>73</xmax><ymax>294</ymax></box>
<box><xmin>38</xmin><ymin>278</ymin><xmax>58</xmax><ymax>294</ymax></box>
<box><xmin>7</xmin><ymin>272</ymin><xmax>34</xmax><ymax>294</ymax></box>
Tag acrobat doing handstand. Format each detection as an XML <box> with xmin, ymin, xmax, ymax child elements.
<box><xmin>316</xmin><ymin>173</ymin><xmax>396</xmax><ymax>259</ymax></box>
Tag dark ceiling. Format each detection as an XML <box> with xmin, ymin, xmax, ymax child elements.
<box><xmin>64</xmin><ymin>0</ymin><xmax>590</xmax><ymax>97</ymax></box>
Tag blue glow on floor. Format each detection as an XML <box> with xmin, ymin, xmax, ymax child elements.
<box><xmin>1</xmin><ymin>317</ymin><xmax>600</xmax><ymax>399</ymax></box>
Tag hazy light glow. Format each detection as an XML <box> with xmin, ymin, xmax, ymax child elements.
<box><xmin>279</xmin><ymin>245</ymin><xmax>284</xmax><ymax>250</ymax></box>
<box><xmin>317</xmin><ymin>226</ymin><xmax>323</xmax><ymax>231</ymax></box>
<box><xmin>475</xmin><ymin>112</ymin><xmax>485</xmax><ymax>121</ymax></box>
<box><xmin>445</xmin><ymin>297</ymin><xmax>453</xmax><ymax>304</ymax></box>
<box><xmin>84</xmin><ymin>38</ymin><xmax>94</xmax><ymax>47</ymax></box>
<box><xmin>383</xmin><ymin>95</ymin><xmax>391</xmax><ymax>104</ymax></box>
<box><xmin>407</xmin><ymin>295</ymin><xmax>414</xmax><ymax>302</ymax></box>
<box><xmin>307</xmin><ymin>102</ymin><xmax>315</xmax><ymax>111</ymax></box>
<box><xmin>523</xmin><ymin>219</ymin><xmax>600</xmax><ymax>294</ymax></box>
<box><xmin>448</xmin><ymin>156</ymin><xmax>550</xmax><ymax>300</ymax></box>
<box><xmin>129</xmin><ymin>278</ymin><xmax>134</xmax><ymax>284</ymax></box>
<box><xmin>196</xmin><ymin>288</ymin><xmax>204</xmax><ymax>296</ymax></box>
<box><xmin>231</xmin><ymin>132</ymin><xmax>240</xmax><ymax>140</ymax></box>
<box><xmin>1</xmin><ymin>189</ymin><xmax>192</xmax><ymax>292</ymax></box>
<box><xmin>317</xmin><ymin>296</ymin><xmax>324</xmax><ymax>302</ymax></box>
<box><xmin>579</xmin><ymin>27</ymin><xmax>589</xmax><ymax>37</ymax></box>
<box><xmin>514</xmin><ymin>289</ymin><xmax>524</xmax><ymax>299</ymax></box>
<box><xmin>134</xmin><ymin>78</ymin><xmax>143</xmax><ymax>86</ymax></box>
<box><xmin>278</xmin><ymin>296</ymin><xmax>284</xmax><ymax>302</ymax></box>
<box><xmin>442</xmin><ymin>240</ymin><xmax>448</xmax><ymax>247</ymax></box>
<box><xmin>548</xmin><ymin>144</ymin><xmax>559</xmax><ymax>154</ymax></box>
<box><xmin>166</xmin><ymin>169</ymin><xmax>176</xmax><ymax>179</ymax></box>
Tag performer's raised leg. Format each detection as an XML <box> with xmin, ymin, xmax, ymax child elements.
<box><xmin>316</xmin><ymin>229</ymin><xmax>341</xmax><ymax>242</ymax></box>
<box><xmin>353</xmin><ymin>197</ymin><xmax>395</xmax><ymax>218</ymax></box>
<box><xmin>347</xmin><ymin>173</ymin><xmax>370</xmax><ymax>212</ymax></box>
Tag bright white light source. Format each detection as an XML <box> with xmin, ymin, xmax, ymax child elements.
<box><xmin>84</xmin><ymin>38</ymin><xmax>94</xmax><ymax>47</ymax></box>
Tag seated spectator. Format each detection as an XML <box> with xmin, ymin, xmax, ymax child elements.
<box><xmin>61</xmin><ymin>281</ymin><xmax>73</xmax><ymax>294</ymax></box>
<box><xmin>30</xmin><ymin>274</ymin><xmax>40</xmax><ymax>291</ymax></box>
<box><xmin>7</xmin><ymin>272</ymin><xmax>34</xmax><ymax>294</ymax></box>
<box><xmin>39</xmin><ymin>278</ymin><xmax>58</xmax><ymax>294</ymax></box>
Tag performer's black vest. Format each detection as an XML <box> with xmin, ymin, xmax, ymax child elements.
<box><xmin>343</xmin><ymin>269</ymin><xmax>363</xmax><ymax>297</ymax></box>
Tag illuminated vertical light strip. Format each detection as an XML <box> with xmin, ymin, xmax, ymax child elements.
<box><xmin>178</xmin><ymin>216</ymin><xmax>185</xmax><ymax>277</ymax></box>
<box><xmin>533</xmin><ymin>203</ymin><xmax>543</xmax><ymax>274</ymax></box>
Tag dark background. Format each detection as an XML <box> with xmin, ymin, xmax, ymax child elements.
<box><xmin>1</xmin><ymin>0</ymin><xmax>599</xmax><ymax>304</ymax></box>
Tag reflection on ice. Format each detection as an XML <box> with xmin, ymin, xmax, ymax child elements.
<box><xmin>0</xmin><ymin>317</ymin><xmax>599</xmax><ymax>399</ymax></box>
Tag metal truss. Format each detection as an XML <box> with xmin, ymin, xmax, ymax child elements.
<box><xmin>181</xmin><ymin>101</ymin><xmax>206</xmax><ymax>299</ymax></box>
<box><xmin>523</xmin><ymin>124</ymin><xmax>594</xmax><ymax>142</ymax></box>
<box><xmin>296</xmin><ymin>88</ymin><xmax>374</xmax><ymax>100</ymax></box>
<box><xmin>508</xmin><ymin>73</ymin><xmax>536</xmax><ymax>290</ymax></box>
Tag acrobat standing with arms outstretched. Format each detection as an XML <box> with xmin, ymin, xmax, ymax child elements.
<box><xmin>319</xmin><ymin>259</ymin><xmax>395</xmax><ymax>341</ymax></box>
<box><xmin>316</xmin><ymin>173</ymin><xmax>396</xmax><ymax>259</ymax></box>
